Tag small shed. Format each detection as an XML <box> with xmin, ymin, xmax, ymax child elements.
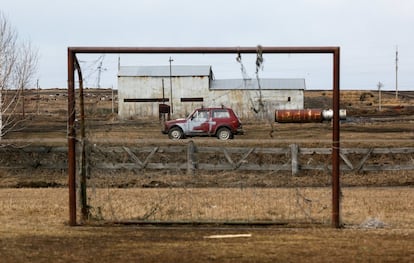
<box><xmin>118</xmin><ymin>65</ymin><xmax>305</xmax><ymax>119</ymax></box>
<box><xmin>118</xmin><ymin>65</ymin><xmax>213</xmax><ymax>119</ymax></box>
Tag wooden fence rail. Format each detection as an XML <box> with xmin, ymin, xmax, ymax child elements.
<box><xmin>1</xmin><ymin>141</ymin><xmax>413</xmax><ymax>175</ymax></box>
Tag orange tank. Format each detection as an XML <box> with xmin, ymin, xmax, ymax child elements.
<box><xmin>275</xmin><ymin>109</ymin><xmax>323</xmax><ymax>123</ymax></box>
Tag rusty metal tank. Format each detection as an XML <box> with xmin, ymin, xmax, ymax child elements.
<box><xmin>275</xmin><ymin>109</ymin><xmax>347</xmax><ymax>123</ymax></box>
<box><xmin>275</xmin><ymin>109</ymin><xmax>323</xmax><ymax>123</ymax></box>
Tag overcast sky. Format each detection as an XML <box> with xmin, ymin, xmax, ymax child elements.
<box><xmin>2</xmin><ymin>0</ymin><xmax>413</xmax><ymax>90</ymax></box>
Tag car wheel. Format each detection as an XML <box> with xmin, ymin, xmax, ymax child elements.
<box><xmin>217</xmin><ymin>127</ymin><xmax>231</xmax><ymax>140</ymax></box>
<box><xmin>168</xmin><ymin>127</ymin><xmax>183</xmax><ymax>140</ymax></box>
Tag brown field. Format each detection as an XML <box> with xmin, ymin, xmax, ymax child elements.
<box><xmin>0</xmin><ymin>187</ymin><xmax>413</xmax><ymax>262</ymax></box>
<box><xmin>0</xmin><ymin>89</ymin><xmax>413</xmax><ymax>262</ymax></box>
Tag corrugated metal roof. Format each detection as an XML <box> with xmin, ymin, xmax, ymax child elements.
<box><xmin>211</xmin><ymin>78</ymin><xmax>305</xmax><ymax>90</ymax></box>
<box><xmin>118</xmin><ymin>65</ymin><xmax>212</xmax><ymax>77</ymax></box>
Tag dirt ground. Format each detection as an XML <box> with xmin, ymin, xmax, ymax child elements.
<box><xmin>1</xmin><ymin>225</ymin><xmax>413</xmax><ymax>262</ymax></box>
<box><xmin>0</xmin><ymin>89</ymin><xmax>413</xmax><ymax>262</ymax></box>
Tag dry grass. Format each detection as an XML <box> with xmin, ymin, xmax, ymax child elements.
<box><xmin>84</xmin><ymin>187</ymin><xmax>414</xmax><ymax>228</ymax></box>
<box><xmin>2</xmin><ymin>187</ymin><xmax>413</xmax><ymax>229</ymax></box>
<box><xmin>0</xmin><ymin>187</ymin><xmax>413</xmax><ymax>262</ymax></box>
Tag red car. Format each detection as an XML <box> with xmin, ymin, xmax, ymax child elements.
<box><xmin>162</xmin><ymin>107</ymin><xmax>244</xmax><ymax>140</ymax></box>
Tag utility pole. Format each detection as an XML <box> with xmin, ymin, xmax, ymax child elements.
<box><xmin>97</xmin><ymin>55</ymin><xmax>107</xmax><ymax>88</ymax></box>
<box><xmin>118</xmin><ymin>55</ymin><xmax>120</xmax><ymax>71</ymax></box>
<box><xmin>97</xmin><ymin>61</ymin><xmax>103</xmax><ymax>88</ymax></box>
<box><xmin>395</xmin><ymin>46</ymin><xmax>398</xmax><ymax>100</ymax></box>
<box><xmin>169</xmin><ymin>57</ymin><xmax>174</xmax><ymax>114</ymax></box>
<box><xmin>21</xmin><ymin>83</ymin><xmax>25</xmax><ymax>118</ymax></box>
<box><xmin>162</xmin><ymin>79</ymin><xmax>165</xmax><ymax>103</ymax></box>
<box><xmin>111</xmin><ymin>85</ymin><xmax>114</xmax><ymax>114</ymax></box>
<box><xmin>36</xmin><ymin>79</ymin><xmax>40</xmax><ymax>115</ymax></box>
<box><xmin>377</xmin><ymin>81</ymin><xmax>383</xmax><ymax>112</ymax></box>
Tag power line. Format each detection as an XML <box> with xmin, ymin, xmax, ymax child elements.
<box><xmin>78</xmin><ymin>55</ymin><xmax>106</xmax><ymax>87</ymax></box>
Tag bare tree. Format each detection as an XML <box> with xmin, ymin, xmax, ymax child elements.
<box><xmin>0</xmin><ymin>12</ymin><xmax>38</xmax><ymax>140</ymax></box>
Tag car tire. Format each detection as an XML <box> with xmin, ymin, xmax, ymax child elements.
<box><xmin>217</xmin><ymin>127</ymin><xmax>232</xmax><ymax>140</ymax></box>
<box><xmin>168</xmin><ymin>127</ymin><xmax>184</xmax><ymax>140</ymax></box>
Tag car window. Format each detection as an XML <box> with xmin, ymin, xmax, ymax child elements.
<box><xmin>212</xmin><ymin>110</ymin><xmax>230</xmax><ymax>118</ymax></box>
<box><xmin>193</xmin><ymin>110</ymin><xmax>209</xmax><ymax>120</ymax></box>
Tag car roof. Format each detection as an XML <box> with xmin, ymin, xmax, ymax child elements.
<box><xmin>196</xmin><ymin>107</ymin><xmax>230</xmax><ymax>110</ymax></box>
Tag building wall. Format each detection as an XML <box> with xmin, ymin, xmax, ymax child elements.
<box><xmin>118</xmin><ymin>76</ymin><xmax>303</xmax><ymax>120</ymax></box>
<box><xmin>205</xmin><ymin>89</ymin><xmax>303</xmax><ymax>120</ymax></box>
<box><xmin>118</xmin><ymin>76</ymin><xmax>210</xmax><ymax>119</ymax></box>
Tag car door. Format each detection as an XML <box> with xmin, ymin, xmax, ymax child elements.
<box><xmin>211</xmin><ymin>109</ymin><xmax>230</xmax><ymax>132</ymax></box>
<box><xmin>187</xmin><ymin>109</ymin><xmax>210</xmax><ymax>134</ymax></box>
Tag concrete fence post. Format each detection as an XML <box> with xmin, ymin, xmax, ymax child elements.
<box><xmin>290</xmin><ymin>144</ymin><xmax>299</xmax><ymax>176</ymax></box>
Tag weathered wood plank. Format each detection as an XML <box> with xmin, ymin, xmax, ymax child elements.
<box><xmin>187</xmin><ymin>141</ymin><xmax>196</xmax><ymax>174</ymax></box>
<box><xmin>198</xmin><ymin>163</ymin><xmax>292</xmax><ymax>171</ymax></box>
<box><xmin>356</xmin><ymin>148</ymin><xmax>374</xmax><ymax>172</ymax></box>
<box><xmin>197</xmin><ymin>146</ymin><xmax>289</xmax><ymax>154</ymax></box>
<box><xmin>222</xmin><ymin>148</ymin><xmax>234</xmax><ymax>166</ymax></box>
<box><xmin>235</xmin><ymin>148</ymin><xmax>255</xmax><ymax>169</ymax></box>
<box><xmin>291</xmin><ymin>144</ymin><xmax>299</xmax><ymax>175</ymax></box>
<box><xmin>123</xmin><ymin>146</ymin><xmax>143</xmax><ymax>168</ymax></box>
<box><xmin>1</xmin><ymin>144</ymin><xmax>413</xmax><ymax>174</ymax></box>
<box><xmin>339</xmin><ymin>152</ymin><xmax>354</xmax><ymax>170</ymax></box>
<box><xmin>300</xmin><ymin>148</ymin><xmax>332</xmax><ymax>155</ymax></box>
<box><xmin>362</xmin><ymin>164</ymin><xmax>414</xmax><ymax>171</ymax></box>
<box><xmin>142</xmin><ymin>147</ymin><xmax>159</xmax><ymax>168</ymax></box>
<box><xmin>94</xmin><ymin>163</ymin><xmax>187</xmax><ymax>170</ymax></box>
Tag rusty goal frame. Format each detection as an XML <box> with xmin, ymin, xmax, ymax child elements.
<box><xmin>67</xmin><ymin>46</ymin><xmax>341</xmax><ymax>227</ymax></box>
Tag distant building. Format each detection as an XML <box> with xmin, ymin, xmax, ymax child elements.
<box><xmin>117</xmin><ymin>65</ymin><xmax>305</xmax><ymax>119</ymax></box>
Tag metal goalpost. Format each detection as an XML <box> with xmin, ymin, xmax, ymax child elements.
<box><xmin>67</xmin><ymin>46</ymin><xmax>341</xmax><ymax>228</ymax></box>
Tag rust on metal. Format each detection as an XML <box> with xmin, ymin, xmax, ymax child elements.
<box><xmin>68</xmin><ymin>46</ymin><xmax>340</xmax><ymax>54</ymax></box>
<box><xmin>332</xmin><ymin>47</ymin><xmax>341</xmax><ymax>228</ymax></box>
<box><xmin>67</xmin><ymin>49</ymin><xmax>76</xmax><ymax>226</ymax></box>
<box><xmin>275</xmin><ymin>109</ymin><xmax>323</xmax><ymax>123</ymax></box>
<box><xmin>275</xmin><ymin>109</ymin><xmax>346</xmax><ymax>123</ymax></box>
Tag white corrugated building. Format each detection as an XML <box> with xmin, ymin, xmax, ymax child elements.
<box><xmin>118</xmin><ymin>65</ymin><xmax>305</xmax><ymax>119</ymax></box>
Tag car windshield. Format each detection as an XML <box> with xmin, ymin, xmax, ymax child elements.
<box><xmin>187</xmin><ymin>110</ymin><xmax>197</xmax><ymax>120</ymax></box>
